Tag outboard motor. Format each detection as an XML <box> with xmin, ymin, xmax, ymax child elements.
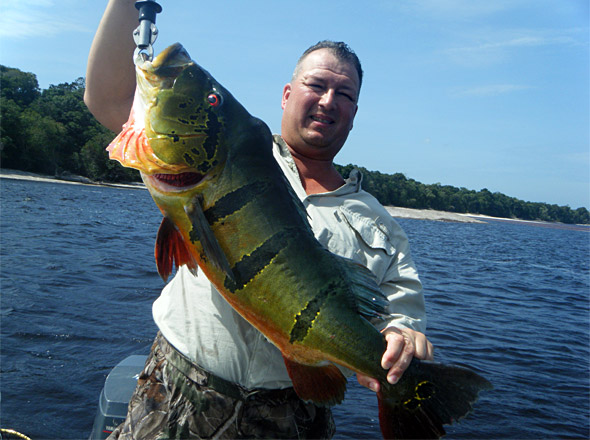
<box><xmin>89</xmin><ymin>355</ymin><xmax>147</xmax><ymax>440</ymax></box>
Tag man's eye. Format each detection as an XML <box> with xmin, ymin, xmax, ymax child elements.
<box><xmin>338</xmin><ymin>92</ymin><xmax>355</xmax><ymax>102</ymax></box>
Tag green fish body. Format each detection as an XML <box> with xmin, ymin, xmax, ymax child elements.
<box><xmin>108</xmin><ymin>43</ymin><xmax>491</xmax><ymax>439</ymax></box>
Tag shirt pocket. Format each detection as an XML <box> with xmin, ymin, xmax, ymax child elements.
<box><xmin>338</xmin><ymin>206</ymin><xmax>396</xmax><ymax>257</ymax></box>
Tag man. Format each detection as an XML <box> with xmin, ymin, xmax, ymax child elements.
<box><xmin>85</xmin><ymin>1</ymin><xmax>433</xmax><ymax>438</ymax></box>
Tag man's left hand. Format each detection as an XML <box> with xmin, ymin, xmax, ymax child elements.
<box><xmin>356</xmin><ymin>327</ymin><xmax>434</xmax><ymax>392</ymax></box>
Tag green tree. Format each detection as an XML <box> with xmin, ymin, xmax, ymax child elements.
<box><xmin>0</xmin><ymin>65</ymin><xmax>40</xmax><ymax>107</ymax></box>
<box><xmin>573</xmin><ymin>207</ymin><xmax>590</xmax><ymax>224</ymax></box>
<box><xmin>81</xmin><ymin>129</ymin><xmax>140</xmax><ymax>182</ymax></box>
<box><xmin>32</xmin><ymin>79</ymin><xmax>89</xmax><ymax>173</ymax></box>
<box><xmin>19</xmin><ymin>108</ymin><xmax>67</xmax><ymax>174</ymax></box>
<box><xmin>1</xmin><ymin>66</ymin><xmax>43</xmax><ymax>169</ymax></box>
<box><xmin>0</xmin><ymin>97</ymin><xmax>26</xmax><ymax>168</ymax></box>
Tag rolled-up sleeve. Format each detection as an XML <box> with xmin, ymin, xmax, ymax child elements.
<box><xmin>376</xmin><ymin>227</ymin><xmax>426</xmax><ymax>333</ymax></box>
<box><xmin>328</xmin><ymin>197</ymin><xmax>427</xmax><ymax>334</ymax></box>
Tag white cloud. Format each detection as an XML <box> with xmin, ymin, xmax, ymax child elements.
<box><xmin>0</xmin><ymin>0</ymin><xmax>88</xmax><ymax>39</ymax></box>
<box><xmin>451</xmin><ymin>84</ymin><xmax>531</xmax><ymax>97</ymax></box>
<box><xmin>442</xmin><ymin>29</ymin><xmax>583</xmax><ymax>67</ymax></box>
<box><xmin>399</xmin><ymin>0</ymin><xmax>516</xmax><ymax>20</ymax></box>
<box><xmin>448</xmin><ymin>33</ymin><xmax>578</xmax><ymax>55</ymax></box>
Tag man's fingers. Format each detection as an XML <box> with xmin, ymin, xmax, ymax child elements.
<box><xmin>359</xmin><ymin>328</ymin><xmax>435</xmax><ymax>391</ymax></box>
<box><xmin>385</xmin><ymin>330</ymin><xmax>415</xmax><ymax>384</ymax></box>
<box><xmin>413</xmin><ymin>333</ymin><xmax>435</xmax><ymax>360</ymax></box>
<box><xmin>357</xmin><ymin>373</ymin><xmax>380</xmax><ymax>393</ymax></box>
<box><xmin>381</xmin><ymin>330</ymin><xmax>404</xmax><ymax>369</ymax></box>
<box><xmin>379</xmin><ymin>329</ymin><xmax>415</xmax><ymax>384</ymax></box>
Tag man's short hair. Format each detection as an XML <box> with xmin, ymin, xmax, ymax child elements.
<box><xmin>292</xmin><ymin>40</ymin><xmax>363</xmax><ymax>93</ymax></box>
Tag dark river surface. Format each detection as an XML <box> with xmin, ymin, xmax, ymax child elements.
<box><xmin>1</xmin><ymin>178</ymin><xmax>588</xmax><ymax>439</ymax></box>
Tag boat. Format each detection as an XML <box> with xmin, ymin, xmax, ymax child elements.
<box><xmin>89</xmin><ymin>3</ymin><xmax>160</xmax><ymax>437</ymax></box>
<box><xmin>89</xmin><ymin>355</ymin><xmax>147</xmax><ymax>439</ymax></box>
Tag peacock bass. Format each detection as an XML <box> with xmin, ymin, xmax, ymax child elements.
<box><xmin>107</xmin><ymin>43</ymin><xmax>491</xmax><ymax>439</ymax></box>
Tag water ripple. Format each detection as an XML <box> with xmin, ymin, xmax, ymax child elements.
<box><xmin>1</xmin><ymin>181</ymin><xmax>588</xmax><ymax>439</ymax></box>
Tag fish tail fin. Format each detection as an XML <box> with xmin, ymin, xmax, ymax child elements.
<box><xmin>377</xmin><ymin>359</ymin><xmax>492</xmax><ymax>439</ymax></box>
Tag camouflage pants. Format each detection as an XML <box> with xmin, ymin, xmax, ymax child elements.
<box><xmin>108</xmin><ymin>333</ymin><xmax>335</xmax><ymax>439</ymax></box>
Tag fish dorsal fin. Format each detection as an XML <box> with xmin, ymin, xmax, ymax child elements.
<box><xmin>155</xmin><ymin>217</ymin><xmax>199</xmax><ymax>281</ymax></box>
<box><xmin>184</xmin><ymin>195</ymin><xmax>236</xmax><ymax>284</ymax></box>
<box><xmin>279</xmin><ymin>171</ymin><xmax>311</xmax><ymax>227</ymax></box>
<box><xmin>337</xmin><ymin>256</ymin><xmax>389</xmax><ymax>322</ymax></box>
<box><xmin>282</xmin><ymin>356</ymin><xmax>347</xmax><ymax>406</ymax></box>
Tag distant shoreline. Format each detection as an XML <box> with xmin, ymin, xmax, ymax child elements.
<box><xmin>0</xmin><ymin>168</ymin><xmax>145</xmax><ymax>190</ymax></box>
<box><xmin>2</xmin><ymin>168</ymin><xmax>588</xmax><ymax>230</ymax></box>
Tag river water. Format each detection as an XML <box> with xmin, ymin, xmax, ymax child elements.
<box><xmin>1</xmin><ymin>178</ymin><xmax>588</xmax><ymax>439</ymax></box>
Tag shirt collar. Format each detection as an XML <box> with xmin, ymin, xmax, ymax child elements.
<box><xmin>273</xmin><ymin>134</ymin><xmax>363</xmax><ymax>197</ymax></box>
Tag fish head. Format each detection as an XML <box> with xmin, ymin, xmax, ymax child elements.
<box><xmin>109</xmin><ymin>43</ymin><xmax>267</xmax><ymax>196</ymax></box>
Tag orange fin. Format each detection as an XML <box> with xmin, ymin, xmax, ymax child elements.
<box><xmin>107</xmin><ymin>114</ymin><xmax>146</xmax><ymax>169</ymax></box>
<box><xmin>282</xmin><ymin>356</ymin><xmax>347</xmax><ymax>406</ymax></box>
<box><xmin>107</xmin><ymin>111</ymin><xmax>183</xmax><ymax>174</ymax></box>
<box><xmin>155</xmin><ymin>217</ymin><xmax>198</xmax><ymax>280</ymax></box>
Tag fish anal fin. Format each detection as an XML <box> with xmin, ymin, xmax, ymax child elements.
<box><xmin>282</xmin><ymin>356</ymin><xmax>347</xmax><ymax>406</ymax></box>
<box><xmin>155</xmin><ymin>217</ymin><xmax>198</xmax><ymax>281</ymax></box>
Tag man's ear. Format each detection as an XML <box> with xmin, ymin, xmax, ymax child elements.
<box><xmin>281</xmin><ymin>83</ymin><xmax>292</xmax><ymax>110</ymax></box>
<box><xmin>350</xmin><ymin>104</ymin><xmax>358</xmax><ymax>131</ymax></box>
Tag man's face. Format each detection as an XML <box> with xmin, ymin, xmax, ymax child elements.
<box><xmin>281</xmin><ymin>49</ymin><xmax>360</xmax><ymax>161</ymax></box>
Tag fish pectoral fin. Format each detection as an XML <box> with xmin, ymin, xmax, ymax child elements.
<box><xmin>282</xmin><ymin>356</ymin><xmax>347</xmax><ymax>406</ymax></box>
<box><xmin>184</xmin><ymin>196</ymin><xmax>235</xmax><ymax>284</ymax></box>
<box><xmin>155</xmin><ymin>217</ymin><xmax>199</xmax><ymax>281</ymax></box>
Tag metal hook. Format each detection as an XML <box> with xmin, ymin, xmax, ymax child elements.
<box><xmin>133</xmin><ymin>1</ymin><xmax>162</xmax><ymax>61</ymax></box>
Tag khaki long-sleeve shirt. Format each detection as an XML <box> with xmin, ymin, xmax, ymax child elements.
<box><xmin>152</xmin><ymin>136</ymin><xmax>425</xmax><ymax>389</ymax></box>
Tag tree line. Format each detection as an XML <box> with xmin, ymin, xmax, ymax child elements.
<box><xmin>1</xmin><ymin>65</ymin><xmax>139</xmax><ymax>183</ymax></box>
<box><xmin>335</xmin><ymin>164</ymin><xmax>589</xmax><ymax>224</ymax></box>
<box><xmin>1</xmin><ymin>65</ymin><xmax>588</xmax><ymax>224</ymax></box>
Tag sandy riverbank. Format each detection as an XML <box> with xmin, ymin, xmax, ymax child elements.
<box><xmin>1</xmin><ymin>168</ymin><xmax>485</xmax><ymax>223</ymax></box>
<box><xmin>384</xmin><ymin>206</ymin><xmax>484</xmax><ymax>223</ymax></box>
<box><xmin>8</xmin><ymin>168</ymin><xmax>585</xmax><ymax>228</ymax></box>
<box><xmin>0</xmin><ymin>168</ymin><xmax>145</xmax><ymax>190</ymax></box>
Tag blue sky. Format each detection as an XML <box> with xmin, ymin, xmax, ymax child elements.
<box><xmin>1</xmin><ymin>0</ymin><xmax>588</xmax><ymax>209</ymax></box>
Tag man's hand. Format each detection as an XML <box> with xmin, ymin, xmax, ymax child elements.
<box><xmin>357</xmin><ymin>327</ymin><xmax>434</xmax><ymax>392</ymax></box>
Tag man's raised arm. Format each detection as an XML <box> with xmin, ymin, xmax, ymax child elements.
<box><xmin>84</xmin><ymin>0</ymin><xmax>138</xmax><ymax>132</ymax></box>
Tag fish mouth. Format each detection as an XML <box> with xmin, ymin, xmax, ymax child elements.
<box><xmin>152</xmin><ymin>43</ymin><xmax>192</xmax><ymax>72</ymax></box>
<box><xmin>136</xmin><ymin>43</ymin><xmax>192</xmax><ymax>74</ymax></box>
<box><xmin>136</xmin><ymin>43</ymin><xmax>193</xmax><ymax>90</ymax></box>
<box><xmin>145</xmin><ymin>172</ymin><xmax>205</xmax><ymax>192</ymax></box>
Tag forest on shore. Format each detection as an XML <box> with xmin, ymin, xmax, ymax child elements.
<box><xmin>2</xmin><ymin>65</ymin><xmax>588</xmax><ymax>225</ymax></box>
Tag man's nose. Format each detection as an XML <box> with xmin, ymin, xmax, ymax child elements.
<box><xmin>319</xmin><ymin>89</ymin><xmax>336</xmax><ymax>108</ymax></box>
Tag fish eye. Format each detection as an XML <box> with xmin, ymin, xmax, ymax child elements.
<box><xmin>207</xmin><ymin>93</ymin><xmax>223</xmax><ymax>107</ymax></box>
